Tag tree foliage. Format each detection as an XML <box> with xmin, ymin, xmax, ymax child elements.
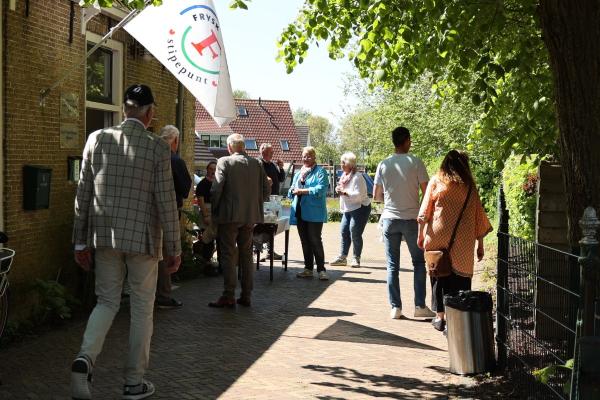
<box><xmin>249</xmin><ymin>0</ymin><xmax>558</xmax><ymax>167</ymax></box>
<box><xmin>292</xmin><ymin>107</ymin><xmax>312</xmax><ymax>125</ymax></box>
<box><xmin>306</xmin><ymin>115</ymin><xmax>339</xmax><ymax>164</ymax></box>
<box><xmin>79</xmin><ymin>0</ymin><xmax>162</xmax><ymax>10</ymax></box>
<box><xmin>232</xmin><ymin>89</ymin><xmax>250</xmax><ymax>99</ymax></box>
<box><xmin>339</xmin><ymin>74</ymin><xmax>499</xmax><ymax>212</ymax></box>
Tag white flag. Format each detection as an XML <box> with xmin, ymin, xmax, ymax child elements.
<box><xmin>124</xmin><ymin>0</ymin><xmax>236</xmax><ymax>126</ymax></box>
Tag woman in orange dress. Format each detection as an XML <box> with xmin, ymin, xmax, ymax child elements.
<box><xmin>417</xmin><ymin>150</ymin><xmax>492</xmax><ymax>331</ymax></box>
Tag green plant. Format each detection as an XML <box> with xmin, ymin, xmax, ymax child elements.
<box><xmin>533</xmin><ymin>358</ymin><xmax>573</xmax><ymax>395</ymax></box>
<box><xmin>328</xmin><ymin>208</ymin><xmax>342</xmax><ymax>222</ymax></box>
<box><xmin>502</xmin><ymin>155</ymin><xmax>538</xmax><ymax>240</ymax></box>
<box><xmin>31</xmin><ymin>279</ymin><xmax>80</xmax><ymax>323</ymax></box>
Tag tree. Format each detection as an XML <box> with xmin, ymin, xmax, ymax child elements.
<box><xmin>232</xmin><ymin>0</ymin><xmax>594</xmax><ymax>247</ymax></box>
<box><xmin>292</xmin><ymin>107</ymin><xmax>311</xmax><ymax>125</ymax></box>
<box><xmin>306</xmin><ymin>115</ymin><xmax>339</xmax><ymax>164</ymax></box>
<box><xmin>232</xmin><ymin>89</ymin><xmax>250</xmax><ymax>99</ymax></box>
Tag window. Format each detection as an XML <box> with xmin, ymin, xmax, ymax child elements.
<box><xmin>280</xmin><ymin>140</ymin><xmax>290</xmax><ymax>151</ymax></box>
<box><xmin>237</xmin><ymin>105</ymin><xmax>248</xmax><ymax>117</ymax></box>
<box><xmin>200</xmin><ymin>134</ymin><xmax>210</xmax><ymax>146</ymax></box>
<box><xmin>245</xmin><ymin>139</ymin><xmax>258</xmax><ymax>150</ymax></box>
<box><xmin>200</xmin><ymin>134</ymin><xmax>228</xmax><ymax>148</ymax></box>
<box><xmin>210</xmin><ymin>136</ymin><xmax>221</xmax><ymax>148</ymax></box>
<box><xmin>85</xmin><ymin>32</ymin><xmax>123</xmax><ymax>137</ymax></box>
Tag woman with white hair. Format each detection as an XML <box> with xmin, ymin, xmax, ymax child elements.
<box><xmin>330</xmin><ymin>152</ymin><xmax>371</xmax><ymax>268</ymax></box>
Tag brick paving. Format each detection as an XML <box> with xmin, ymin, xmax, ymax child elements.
<box><xmin>0</xmin><ymin>223</ymin><xmax>486</xmax><ymax>399</ymax></box>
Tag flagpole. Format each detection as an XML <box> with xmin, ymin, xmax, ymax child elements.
<box><xmin>39</xmin><ymin>3</ymin><xmax>147</xmax><ymax>106</ymax></box>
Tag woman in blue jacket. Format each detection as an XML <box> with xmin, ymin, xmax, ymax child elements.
<box><xmin>289</xmin><ymin>147</ymin><xmax>330</xmax><ymax>280</ymax></box>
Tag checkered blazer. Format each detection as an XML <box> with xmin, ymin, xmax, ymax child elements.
<box><xmin>73</xmin><ymin>119</ymin><xmax>181</xmax><ymax>258</ymax></box>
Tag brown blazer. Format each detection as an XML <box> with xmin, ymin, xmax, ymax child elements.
<box><xmin>210</xmin><ymin>152</ymin><xmax>270</xmax><ymax>224</ymax></box>
<box><xmin>73</xmin><ymin>120</ymin><xmax>181</xmax><ymax>258</ymax></box>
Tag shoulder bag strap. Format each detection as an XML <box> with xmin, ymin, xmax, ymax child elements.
<box><xmin>448</xmin><ymin>184</ymin><xmax>473</xmax><ymax>251</ymax></box>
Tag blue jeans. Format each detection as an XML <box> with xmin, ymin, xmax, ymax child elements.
<box><xmin>340</xmin><ymin>204</ymin><xmax>372</xmax><ymax>258</ymax></box>
<box><xmin>382</xmin><ymin>218</ymin><xmax>427</xmax><ymax>308</ymax></box>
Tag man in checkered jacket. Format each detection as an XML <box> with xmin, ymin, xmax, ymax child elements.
<box><xmin>70</xmin><ymin>84</ymin><xmax>181</xmax><ymax>400</ymax></box>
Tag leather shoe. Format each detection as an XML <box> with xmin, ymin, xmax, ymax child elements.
<box><xmin>236</xmin><ymin>297</ymin><xmax>251</xmax><ymax>307</ymax></box>
<box><xmin>208</xmin><ymin>296</ymin><xmax>235</xmax><ymax>308</ymax></box>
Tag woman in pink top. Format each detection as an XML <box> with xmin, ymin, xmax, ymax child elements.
<box><xmin>417</xmin><ymin>150</ymin><xmax>492</xmax><ymax>332</ymax></box>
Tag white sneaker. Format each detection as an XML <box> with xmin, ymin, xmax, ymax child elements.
<box><xmin>71</xmin><ymin>356</ymin><xmax>92</xmax><ymax>400</ymax></box>
<box><xmin>390</xmin><ymin>307</ymin><xmax>402</xmax><ymax>319</ymax></box>
<box><xmin>329</xmin><ymin>256</ymin><xmax>347</xmax><ymax>266</ymax></box>
<box><xmin>414</xmin><ymin>306</ymin><xmax>436</xmax><ymax>318</ymax></box>
<box><xmin>318</xmin><ymin>271</ymin><xmax>329</xmax><ymax>280</ymax></box>
<box><xmin>350</xmin><ymin>257</ymin><xmax>360</xmax><ymax>268</ymax></box>
<box><xmin>122</xmin><ymin>380</ymin><xmax>155</xmax><ymax>400</ymax></box>
<box><xmin>296</xmin><ymin>269</ymin><xmax>314</xmax><ymax>278</ymax></box>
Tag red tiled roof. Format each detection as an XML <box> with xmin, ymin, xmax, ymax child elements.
<box><xmin>295</xmin><ymin>125</ymin><xmax>309</xmax><ymax>147</ymax></box>
<box><xmin>195</xmin><ymin>99</ymin><xmax>303</xmax><ymax>163</ymax></box>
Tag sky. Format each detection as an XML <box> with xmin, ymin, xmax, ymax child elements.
<box><xmin>213</xmin><ymin>0</ymin><xmax>359</xmax><ymax>124</ymax></box>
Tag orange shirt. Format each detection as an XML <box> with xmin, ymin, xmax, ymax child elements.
<box><xmin>418</xmin><ymin>176</ymin><xmax>493</xmax><ymax>277</ymax></box>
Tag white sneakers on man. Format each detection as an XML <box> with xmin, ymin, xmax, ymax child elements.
<box><xmin>414</xmin><ymin>306</ymin><xmax>436</xmax><ymax>318</ymax></box>
<box><xmin>390</xmin><ymin>307</ymin><xmax>402</xmax><ymax>319</ymax></box>
<box><xmin>350</xmin><ymin>257</ymin><xmax>360</xmax><ymax>268</ymax></box>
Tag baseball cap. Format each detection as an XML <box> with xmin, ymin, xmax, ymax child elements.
<box><xmin>123</xmin><ymin>84</ymin><xmax>156</xmax><ymax>107</ymax></box>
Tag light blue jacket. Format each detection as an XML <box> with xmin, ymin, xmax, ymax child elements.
<box><xmin>288</xmin><ymin>166</ymin><xmax>329</xmax><ymax>224</ymax></box>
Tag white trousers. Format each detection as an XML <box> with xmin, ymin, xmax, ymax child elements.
<box><xmin>78</xmin><ymin>248</ymin><xmax>158</xmax><ymax>385</ymax></box>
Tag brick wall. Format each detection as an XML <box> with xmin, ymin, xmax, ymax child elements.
<box><xmin>4</xmin><ymin>1</ymin><xmax>195</xmax><ymax>318</ymax></box>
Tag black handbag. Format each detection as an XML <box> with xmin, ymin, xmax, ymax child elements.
<box><xmin>424</xmin><ymin>184</ymin><xmax>472</xmax><ymax>278</ymax></box>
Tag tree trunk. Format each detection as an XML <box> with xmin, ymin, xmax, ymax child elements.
<box><xmin>538</xmin><ymin>1</ymin><xmax>600</xmax><ymax>248</ymax></box>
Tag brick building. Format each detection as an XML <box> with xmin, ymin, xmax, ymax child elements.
<box><xmin>1</xmin><ymin>1</ymin><xmax>196</xmax><ymax>317</ymax></box>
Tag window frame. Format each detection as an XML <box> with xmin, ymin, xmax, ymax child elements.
<box><xmin>85</xmin><ymin>31</ymin><xmax>123</xmax><ymax>125</ymax></box>
<box><xmin>280</xmin><ymin>139</ymin><xmax>290</xmax><ymax>151</ymax></box>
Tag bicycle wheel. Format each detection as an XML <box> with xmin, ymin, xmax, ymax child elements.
<box><xmin>0</xmin><ymin>287</ymin><xmax>8</xmax><ymax>340</ymax></box>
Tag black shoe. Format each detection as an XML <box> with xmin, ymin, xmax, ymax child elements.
<box><xmin>432</xmin><ymin>318</ymin><xmax>446</xmax><ymax>332</ymax></box>
<box><xmin>155</xmin><ymin>297</ymin><xmax>183</xmax><ymax>309</ymax></box>
<box><xmin>236</xmin><ymin>297</ymin><xmax>251</xmax><ymax>307</ymax></box>
<box><xmin>208</xmin><ymin>296</ymin><xmax>236</xmax><ymax>308</ymax></box>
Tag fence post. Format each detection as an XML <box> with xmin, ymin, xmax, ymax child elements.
<box><xmin>572</xmin><ymin>207</ymin><xmax>600</xmax><ymax>399</ymax></box>
<box><xmin>496</xmin><ymin>185</ymin><xmax>510</xmax><ymax>371</ymax></box>
<box><xmin>578</xmin><ymin>207</ymin><xmax>600</xmax><ymax>336</ymax></box>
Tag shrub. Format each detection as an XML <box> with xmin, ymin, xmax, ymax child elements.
<box><xmin>502</xmin><ymin>155</ymin><xmax>538</xmax><ymax>240</ymax></box>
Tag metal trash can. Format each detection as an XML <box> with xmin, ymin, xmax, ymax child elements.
<box><xmin>444</xmin><ymin>290</ymin><xmax>495</xmax><ymax>375</ymax></box>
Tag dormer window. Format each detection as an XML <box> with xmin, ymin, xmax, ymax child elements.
<box><xmin>237</xmin><ymin>105</ymin><xmax>248</xmax><ymax>117</ymax></box>
<box><xmin>245</xmin><ymin>139</ymin><xmax>258</xmax><ymax>150</ymax></box>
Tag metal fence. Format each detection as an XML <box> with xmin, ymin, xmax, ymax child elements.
<box><xmin>496</xmin><ymin>231</ymin><xmax>580</xmax><ymax>399</ymax></box>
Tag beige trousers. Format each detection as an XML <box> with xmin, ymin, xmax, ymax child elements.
<box><xmin>78</xmin><ymin>248</ymin><xmax>158</xmax><ymax>385</ymax></box>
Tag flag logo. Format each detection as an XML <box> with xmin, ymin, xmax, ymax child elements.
<box><xmin>167</xmin><ymin>5</ymin><xmax>223</xmax><ymax>85</ymax></box>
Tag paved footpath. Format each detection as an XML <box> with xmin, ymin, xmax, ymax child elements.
<box><xmin>0</xmin><ymin>223</ymin><xmax>485</xmax><ymax>399</ymax></box>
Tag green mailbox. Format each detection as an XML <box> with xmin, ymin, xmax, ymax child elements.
<box><xmin>23</xmin><ymin>165</ymin><xmax>52</xmax><ymax>210</ymax></box>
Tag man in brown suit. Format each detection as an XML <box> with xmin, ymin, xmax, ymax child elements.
<box><xmin>209</xmin><ymin>133</ymin><xmax>270</xmax><ymax>308</ymax></box>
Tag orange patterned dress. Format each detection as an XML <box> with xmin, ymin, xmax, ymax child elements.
<box><xmin>418</xmin><ymin>176</ymin><xmax>493</xmax><ymax>277</ymax></box>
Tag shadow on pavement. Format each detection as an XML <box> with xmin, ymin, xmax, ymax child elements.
<box><xmin>304</xmin><ymin>365</ymin><xmax>462</xmax><ymax>399</ymax></box>
<box><xmin>337</xmin><ymin>276</ymin><xmax>387</xmax><ymax>284</ymax></box>
<box><xmin>0</xmin><ymin>267</ymin><xmax>350</xmax><ymax>399</ymax></box>
<box><xmin>315</xmin><ymin>319</ymin><xmax>443</xmax><ymax>351</ymax></box>
<box><xmin>301</xmin><ymin>308</ymin><xmax>355</xmax><ymax>318</ymax></box>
